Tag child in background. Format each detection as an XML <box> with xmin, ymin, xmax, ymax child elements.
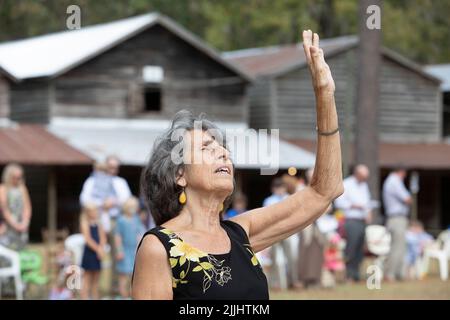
<box><xmin>224</xmin><ymin>194</ymin><xmax>247</xmax><ymax>220</ymax></box>
<box><xmin>406</xmin><ymin>220</ymin><xmax>433</xmax><ymax>279</ymax></box>
<box><xmin>48</xmin><ymin>242</ymin><xmax>74</xmax><ymax>300</ymax></box>
<box><xmin>115</xmin><ymin>197</ymin><xmax>145</xmax><ymax>298</ymax></box>
<box><xmin>80</xmin><ymin>203</ymin><xmax>106</xmax><ymax>300</ymax></box>
<box><xmin>49</xmin><ymin>272</ymin><xmax>74</xmax><ymax>300</ymax></box>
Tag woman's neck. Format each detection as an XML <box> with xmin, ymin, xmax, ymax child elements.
<box><xmin>176</xmin><ymin>189</ymin><xmax>225</xmax><ymax>232</ymax></box>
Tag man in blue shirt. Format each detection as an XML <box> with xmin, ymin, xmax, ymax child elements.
<box><xmin>382</xmin><ymin>167</ymin><xmax>412</xmax><ymax>281</ymax></box>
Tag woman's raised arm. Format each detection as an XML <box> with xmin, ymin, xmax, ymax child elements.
<box><xmin>232</xmin><ymin>30</ymin><xmax>343</xmax><ymax>252</ymax></box>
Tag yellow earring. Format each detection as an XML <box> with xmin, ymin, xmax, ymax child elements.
<box><xmin>179</xmin><ymin>190</ymin><xmax>187</xmax><ymax>204</ymax></box>
<box><xmin>219</xmin><ymin>203</ymin><xmax>224</xmax><ymax>212</ymax></box>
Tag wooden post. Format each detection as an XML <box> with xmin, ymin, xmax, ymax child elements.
<box><xmin>47</xmin><ymin>168</ymin><xmax>57</xmax><ymax>245</ymax></box>
<box><xmin>409</xmin><ymin>171</ymin><xmax>420</xmax><ymax>221</ymax></box>
<box><xmin>355</xmin><ymin>0</ymin><xmax>382</xmax><ymax>223</ymax></box>
<box><xmin>343</xmin><ymin>51</ymin><xmax>355</xmax><ymax>178</ymax></box>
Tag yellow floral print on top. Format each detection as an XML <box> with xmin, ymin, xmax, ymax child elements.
<box><xmin>159</xmin><ymin>228</ymin><xmax>232</xmax><ymax>292</ymax></box>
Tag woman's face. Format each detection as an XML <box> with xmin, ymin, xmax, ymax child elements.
<box><xmin>178</xmin><ymin>129</ymin><xmax>234</xmax><ymax>197</ymax></box>
<box><xmin>86</xmin><ymin>206</ymin><xmax>98</xmax><ymax>220</ymax></box>
<box><xmin>10</xmin><ymin>168</ymin><xmax>23</xmax><ymax>187</ymax></box>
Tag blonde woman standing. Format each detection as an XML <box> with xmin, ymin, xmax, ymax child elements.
<box><xmin>0</xmin><ymin>163</ymin><xmax>32</xmax><ymax>251</ymax></box>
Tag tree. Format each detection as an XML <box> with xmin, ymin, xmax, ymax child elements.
<box><xmin>355</xmin><ymin>0</ymin><xmax>382</xmax><ymax>221</ymax></box>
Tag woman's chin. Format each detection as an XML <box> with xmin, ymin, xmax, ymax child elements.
<box><xmin>212</xmin><ymin>180</ymin><xmax>234</xmax><ymax>194</ymax></box>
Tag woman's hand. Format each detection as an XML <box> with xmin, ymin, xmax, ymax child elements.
<box><xmin>116</xmin><ymin>251</ymin><xmax>124</xmax><ymax>261</ymax></box>
<box><xmin>96</xmin><ymin>247</ymin><xmax>105</xmax><ymax>260</ymax></box>
<box><xmin>302</xmin><ymin>30</ymin><xmax>335</xmax><ymax>96</ymax></box>
<box><xmin>16</xmin><ymin>221</ymin><xmax>29</xmax><ymax>233</ymax></box>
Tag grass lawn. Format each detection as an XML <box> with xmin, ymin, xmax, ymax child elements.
<box><xmin>270</xmin><ymin>277</ymin><xmax>450</xmax><ymax>300</ymax></box>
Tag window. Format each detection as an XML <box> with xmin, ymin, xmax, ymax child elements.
<box><xmin>142</xmin><ymin>65</ymin><xmax>164</xmax><ymax>112</ymax></box>
<box><xmin>144</xmin><ymin>87</ymin><xmax>161</xmax><ymax>112</ymax></box>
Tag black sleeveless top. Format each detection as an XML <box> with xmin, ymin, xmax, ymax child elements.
<box><xmin>135</xmin><ymin>220</ymin><xmax>269</xmax><ymax>300</ymax></box>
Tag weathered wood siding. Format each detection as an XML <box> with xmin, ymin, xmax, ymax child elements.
<box><xmin>53</xmin><ymin>25</ymin><xmax>247</xmax><ymax>122</ymax></box>
<box><xmin>269</xmin><ymin>48</ymin><xmax>440</xmax><ymax>143</ymax></box>
<box><xmin>274</xmin><ymin>50</ymin><xmax>355</xmax><ymax>140</ymax></box>
<box><xmin>0</xmin><ymin>75</ymin><xmax>9</xmax><ymax>118</ymax></box>
<box><xmin>10</xmin><ymin>80</ymin><xmax>51</xmax><ymax>123</ymax></box>
<box><xmin>379</xmin><ymin>57</ymin><xmax>441</xmax><ymax>142</ymax></box>
<box><xmin>247</xmin><ymin>79</ymin><xmax>273</xmax><ymax>130</ymax></box>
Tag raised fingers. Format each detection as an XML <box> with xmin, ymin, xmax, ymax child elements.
<box><xmin>313</xmin><ymin>32</ymin><xmax>319</xmax><ymax>48</ymax></box>
<box><xmin>310</xmin><ymin>46</ymin><xmax>324</xmax><ymax>72</ymax></box>
<box><xmin>302</xmin><ymin>30</ymin><xmax>313</xmax><ymax>65</ymax></box>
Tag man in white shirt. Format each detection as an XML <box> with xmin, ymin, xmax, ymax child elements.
<box><xmin>382</xmin><ymin>168</ymin><xmax>412</xmax><ymax>281</ymax></box>
<box><xmin>334</xmin><ymin>164</ymin><xmax>372</xmax><ymax>281</ymax></box>
<box><xmin>80</xmin><ymin>156</ymin><xmax>132</xmax><ymax>233</ymax></box>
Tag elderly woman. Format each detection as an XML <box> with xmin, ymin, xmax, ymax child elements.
<box><xmin>132</xmin><ymin>30</ymin><xmax>343</xmax><ymax>300</ymax></box>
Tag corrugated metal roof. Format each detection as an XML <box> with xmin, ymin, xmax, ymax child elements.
<box><xmin>224</xmin><ymin>36</ymin><xmax>440</xmax><ymax>83</ymax></box>
<box><xmin>0</xmin><ymin>13</ymin><xmax>251</xmax><ymax>82</ymax></box>
<box><xmin>0</xmin><ymin>124</ymin><xmax>92</xmax><ymax>165</ymax></box>
<box><xmin>289</xmin><ymin>138</ymin><xmax>450</xmax><ymax>169</ymax></box>
<box><xmin>425</xmin><ymin>64</ymin><xmax>450</xmax><ymax>91</ymax></box>
<box><xmin>223</xmin><ymin>35</ymin><xmax>358</xmax><ymax>78</ymax></box>
<box><xmin>48</xmin><ymin>117</ymin><xmax>316</xmax><ymax>170</ymax></box>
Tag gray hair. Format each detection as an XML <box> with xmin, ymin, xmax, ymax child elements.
<box><xmin>140</xmin><ymin>110</ymin><xmax>235</xmax><ymax>225</ymax></box>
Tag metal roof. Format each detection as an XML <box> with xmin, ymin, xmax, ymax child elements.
<box><xmin>0</xmin><ymin>124</ymin><xmax>92</xmax><ymax>165</ymax></box>
<box><xmin>0</xmin><ymin>13</ymin><xmax>252</xmax><ymax>82</ymax></box>
<box><xmin>425</xmin><ymin>64</ymin><xmax>450</xmax><ymax>91</ymax></box>
<box><xmin>223</xmin><ymin>35</ymin><xmax>358</xmax><ymax>78</ymax></box>
<box><xmin>48</xmin><ymin>117</ymin><xmax>316</xmax><ymax>171</ymax></box>
<box><xmin>223</xmin><ymin>35</ymin><xmax>440</xmax><ymax>83</ymax></box>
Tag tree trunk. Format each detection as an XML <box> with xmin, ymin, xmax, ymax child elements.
<box><xmin>355</xmin><ymin>0</ymin><xmax>382</xmax><ymax>222</ymax></box>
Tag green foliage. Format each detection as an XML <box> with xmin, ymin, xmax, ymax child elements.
<box><xmin>0</xmin><ymin>0</ymin><xmax>448</xmax><ymax>64</ymax></box>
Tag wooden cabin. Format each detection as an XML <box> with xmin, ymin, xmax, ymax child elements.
<box><xmin>0</xmin><ymin>13</ymin><xmax>251</xmax><ymax>124</ymax></box>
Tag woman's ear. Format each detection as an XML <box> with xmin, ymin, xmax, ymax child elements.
<box><xmin>176</xmin><ymin>168</ymin><xmax>187</xmax><ymax>188</ymax></box>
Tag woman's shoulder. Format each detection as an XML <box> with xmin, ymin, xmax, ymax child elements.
<box><xmin>136</xmin><ymin>228</ymin><xmax>168</xmax><ymax>258</ymax></box>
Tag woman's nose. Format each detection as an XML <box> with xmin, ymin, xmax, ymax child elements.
<box><xmin>217</xmin><ymin>145</ymin><xmax>230</xmax><ymax>161</ymax></box>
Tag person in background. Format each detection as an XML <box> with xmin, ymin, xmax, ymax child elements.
<box><xmin>297</xmin><ymin>168</ymin><xmax>327</xmax><ymax>288</ymax></box>
<box><xmin>115</xmin><ymin>197</ymin><xmax>145</xmax><ymax>299</ymax></box>
<box><xmin>382</xmin><ymin>167</ymin><xmax>412</xmax><ymax>281</ymax></box>
<box><xmin>80</xmin><ymin>156</ymin><xmax>131</xmax><ymax>295</ymax></box>
<box><xmin>139</xmin><ymin>197</ymin><xmax>155</xmax><ymax>230</ymax></box>
<box><xmin>405</xmin><ymin>219</ymin><xmax>433</xmax><ymax>279</ymax></box>
<box><xmin>0</xmin><ymin>163</ymin><xmax>32</xmax><ymax>251</ymax></box>
<box><xmin>49</xmin><ymin>269</ymin><xmax>74</xmax><ymax>300</ymax></box>
<box><xmin>0</xmin><ymin>208</ymin><xmax>6</xmax><ymax>239</ymax></box>
<box><xmin>80</xmin><ymin>203</ymin><xmax>106</xmax><ymax>300</ymax></box>
<box><xmin>80</xmin><ymin>157</ymin><xmax>131</xmax><ymax>233</ymax></box>
<box><xmin>334</xmin><ymin>164</ymin><xmax>372</xmax><ymax>282</ymax></box>
<box><xmin>81</xmin><ymin>162</ymin><xmax>115</xmax><ymax>232</ymax></box>
<box><xmin>295</xmin><ymin>174</ymin><xmax>306</xmax><ymax>192</ymax></box>
<box><xmin>263</xmin><ymin>178</ymin><xmax>298</xmax><ymax>289</ymax></box>
<box><xmin>224</xmin><ymin>193</ymin><xmax>247</xmax><ymax>220</ymax></box>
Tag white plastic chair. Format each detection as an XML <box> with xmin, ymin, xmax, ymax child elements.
<box><xmin>423</xmin><ymin>230</ymin><xmax>450</xmax><ymax>281</ymax></box>
<box><xmin>0</xmin><ymin>244</ymin><xmax>23</xmax><ymax>300</ymax></box>
<box><xmin>365</xmin><ymin>225</ymin><xmax>391</xmax><ymax>275</ymax></box>
<box><xmin>64</xmin><ymin>234</ymin><xmax>85</xmax><ymax>266</ymax></box>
